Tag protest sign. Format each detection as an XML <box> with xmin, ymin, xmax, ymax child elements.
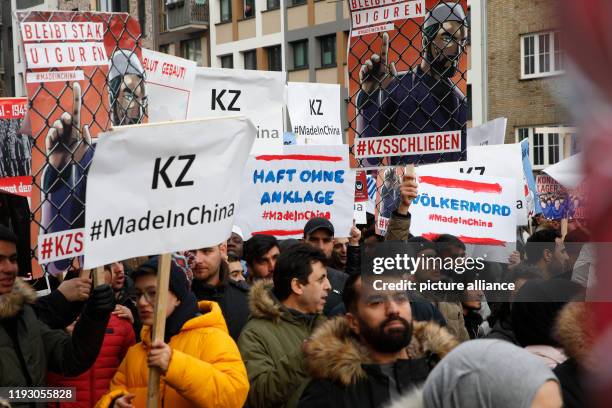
<box><xmin>235</xmin><ymin>145</ymin><xmax>356</xmax><ymax>239</ymax></box>
<box><xmin>17</xmin><ymin>10</ymin><xmax>143</xmax><ymax>276</ymax></box>
<box><xmin>536</xmin><ymin>173</ymin><xmax>586</xmax><ymax>221</ymax></box>
<box><xmin>83</xmin><ymin>117</ymin><xmax>255</xmax><ymax>269</ymax></box>
<box><xmin>287</xmin><ymin>82</ymin><xmax>343</xmax><ymax>145</ymax></box>
<box><xmin>467</xmin><ymin>117</ymin><xmax>507</xmax><ymax>147</ymax></box>
<box><xmin>543</xmin><ymin>153</ymin><xmax>583</xmax><ymax>190</ymax></box>
<box><xmin>355</xmin><ymin>170</ymin><xmax>368</xmax><ymax>202</ymax></box>
<box><xmin>521</xmin><ymin>138</ymin><xmax>541</xmax><ymax>215</ymax></box>
<box><xmin>0</xmin><ymin>98</ymin><xmax>31</xmax><ymax>198</ymax></box>
<box><xmin>409</xmin><ymin>166</ymin><xmax>517</xmax><ymax>245</ymax></box>
<box><xmin>467</xmin><ymin>143</ymin><xmax>530</xmax><ymax>226</ymax></box>
<box><xmin>348</xmin><ymin>0</ymin><xmax>468</xmax><ymax>168</ymax></box>
<box><xmin>374</xmin><ymin>166</ymin><xmax>404</xmax><ymax>235</ymax></box>
<box><xmin>141</xmin><ymin>49</ymin><xmax>196</xmax><ymax>122</ymax></box>
<box><xmin>188</xmin><ymin>67</ymin><xmax>284</xmax><ymax>155</ymax></box>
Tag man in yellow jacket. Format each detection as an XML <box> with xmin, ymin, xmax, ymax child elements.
<box><xmin>96</xmin><ymin>257</ymin><xmax>249</xmax><ymax>408</ymax></box>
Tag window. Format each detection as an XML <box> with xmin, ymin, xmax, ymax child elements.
<box><xmin>220</xmin><ymin>54</ymin><xmax>234</xmax><ymax>68</ymax></box>
<box><xmin>267</xmin><ymin>0</ymin><xmax>280</xmax><ymax>9</ymax></box>
<box><xmin>515</xmin><ymin>127</ymin><xmax>574</xmax><ymax>169</ymax></box>
<box><xmin>244</xmin><ymin>0</ymin><xmax>255</xmax><ymax>18</ymax></box>
<box><xmin>291</xmin><ymin>0</ymin><xmax>307</xmax><ymax>5</ymax></box>
<box><xmin>159</xmin><ymin>0</ymin><xmax>167</xmax><ymax>32</ymax></box>
<box><xmin>243</xmin><ymin>50</ymin><xmax>257</xmax><ymax>70</ymax></box>
<box><xmin>112</xmin><ymin>0</ymin><xmax>129</xmax><ymax>12</ymax></box>
<box><xmin>159</xmin><ymin>44</ymin><xmax>169</xmax><ymax>54</ymax></box>
<box><xmin>220</xmin><ymin>0</ymin><xmax>232</xmax><ymax>22</ymax></box>
<box><xmin>319</xmin><ymin>35</ymin><xmax>336</xmax><ymax>67</ymax></box>
<box><xmin>292</xmin><ymin>40</ymin><xmax>308</xmax><ymax>69</ymax></box>
<box><xmin>521</xmin><ymin>31</ymin><xmax>564</xmax><ymax>79</ymax></box>
<box><xmin>267</xmin><ymin>46</ymin><xmax>282</xmax><ymax>71</ymax></box>
<box><xmin>181</xmin><ymin>39</ymin><xmax>203</xmax><ymax>65</ymax></box>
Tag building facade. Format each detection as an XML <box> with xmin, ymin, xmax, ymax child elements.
<box><xmin>486</xmin><ymin>0</ymin><xmax>573</xmax><ymax>170</ymax></box>
<box><xmin>158</xmin><ymin>0</ymin><xmax>210</xmax><ymax>66</ymax></box>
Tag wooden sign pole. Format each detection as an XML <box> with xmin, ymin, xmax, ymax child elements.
<box><xmin>146</xmin><ymin>253</ymin><xmax>172</xmax><ymax>408</ymax></box>
<box><xmin>80</xmin><ymin>266</ymin><xmax>105</xmax><ymax>286</ymax></box>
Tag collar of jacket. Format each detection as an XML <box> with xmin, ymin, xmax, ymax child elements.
<box><xmin>0</xmin><ymin>278</ymin><xmax>36</xmax><ymax>319</ymax></box>
<box><xmin>192</xmin><ymin>262</ymin><xmax>250</xmax><ymax>298</ymax></box>
<box><xmin>555</xmin><ymin>302</ymin><xmax>594</xmax><ymax>370</ymax></box>
<box><xmin>248</xmin><ymin>279</ymin><xmax>323</xmax><ymax>327</ymax></box>
<box><xmin>303</xmin><ymin>316</ymin><xmax>458</xmax><ymax>386</ymax></box>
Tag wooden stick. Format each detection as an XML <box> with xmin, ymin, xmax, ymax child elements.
<box><xmin>79</xmin><ymin>268</ymin><xmax>92</xmax><ymax>279</ymax></box>
<box><xmin>92</xmin><ymin>266</ymin><xmax>105</xmax><ymax>287</ymax></box>
<box><xmin>561</xmin><ymin>218</ymin><xmax>568</xmax><ymax>240</ymax></box>
<box><xmin>146</xmin><ymin>253</ymin><xmax>172</xmax><ymax>408</ymax></box>
<box><xmin>404</xmin><ymin>164</ymin><xmax>415</xmax><ymax>178</ymax></box>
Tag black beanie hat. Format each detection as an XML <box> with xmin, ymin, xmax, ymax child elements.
<box><xmin>134</xmin><ymin>257</ymin><xmax>191</xmax><ymax>302</ymax></box>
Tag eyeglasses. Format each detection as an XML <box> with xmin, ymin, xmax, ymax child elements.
<box><xmin>133</xmin><ymin>288</ymin><xmax>157</xmax><ymax>304</ymax></box>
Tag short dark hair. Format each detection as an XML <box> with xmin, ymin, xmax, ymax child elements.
<box><xmin>342</xmin><ymin>273</ymin><xmax>362</xmax><ymax>314</ymax></box>
<box><xmin>433</xmin><ymin>234</ymin><xmax>466</xmax><ymax>253</ymax></box>
<box><xmin>0</xmin><ymin>224</ymin><xmax>17</xmax><ymax>245</ymax></box>
<box><xmin>227</xmin><ymin>253</ymin><xmax>241</xmax><ymax>263</ymax></box>
<box><xmin>525</xmin><ymin>229</ymin><xmax>561</xmax><ymax>264</ymax></box>
<box><xmin>244</xmin><ymin>234</ymin><xmax>279</xmax><ymax>266</ymax></box>
<box><xmin>273</xmin><ymin>243</ymin><xmax>326</xmax><ymax>301</ymax></box>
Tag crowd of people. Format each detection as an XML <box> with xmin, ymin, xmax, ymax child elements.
<box><xmin>0</xmin><ymin>173</ymin><xmax>595</xmax><ymax>408</ymax></box>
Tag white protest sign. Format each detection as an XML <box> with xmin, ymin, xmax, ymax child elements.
<box><xmin>83</xmin><ymin>117</ymin><xmax>255</xmax><ymax>268</ymax></box>
<box><xmin>410</xmin><ymin>166</ymin><xmax>517</xmax><ymax>244</ymax></box>
<box><xmin>354</xmin><ymin>202</ymin><xmax>367</xmax><ymax>225</ymax></box>
<box><xmin>287</xmin><ymin>82</ymin><xmax>343</xmax><ymax>145</ymax></box>
<box><xmin>188</xmin><ymin>67</ymin><xmax>284</xmax><ymax>154</ymax></box>
<box><xmin>235</xmin><ymin>145</ymin><xmax>356</xmax><ymax>239</ymax></box>
<box><xmin>467</xmin><ymin>143</ymin><xmax>529</xmax><ymax>226</ymax></box>
<box><xmin>467</xmin><ymin>117</ymin><xmax>507</xmax><ymax>147</ymax></box>
<box><xmin>142</xmin><ymin>49</ymin><xmax>196</xmax><ymax>122</ymax></box>
<box><xmin>543</xmin><ymin>153</ymin><xmax>583</xmax><ymax>190</ymax></box>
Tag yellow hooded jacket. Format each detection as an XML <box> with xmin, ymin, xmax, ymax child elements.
<box><xmin>95</xmin><ymin>301</ymin><xmax>249</xmax><ymax>408</ymax></box>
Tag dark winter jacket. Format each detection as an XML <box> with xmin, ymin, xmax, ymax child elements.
<box><xmin>33</xmin><ymin>288</ymin><xmax>83</xmax><ymax>329</ymax></box>
<box><xmin>0</xmin><ymin>278</ymin><xmax>109</xmax><ymax>408</ymax></box>
<box><xmin>324</xmin><ymin>267</ymin><xmax>348</xmax><ymax>316</ymax></box>
<box><xmin>237</xmin><ymin>280</ymin><xmax>326</xmax><ymax>408</ymax></box>
<box><xmin>298</xmin><ymin>317</ymin><xmax>458</xmax><ymax>408</ymax></box>
<box><xmin>46</xmin><ymin>314</ymin><xmax>136</xmax><ymax>408</ymax></box>
<box><xmin>553</xmin><ymin>302</ymin><xmax>594</xmax><ymax>408</ymax></box>
<box><xmin>191</xmin><ymin>261</ymin><xmax>251</xmax><ymax>340</ymax></box>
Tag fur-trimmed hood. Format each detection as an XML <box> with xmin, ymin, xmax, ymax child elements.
<box><xmin>386</xmin><ymin>388</ymin><xmax>424</xmax><ymax>408</ymax></box>
<box><xmin>304</xmin><ymin>316</ymin><xmax>458</xmax><ymax>386</ymax></box>
<box><xmin>248</xmin><ymin>279</ymin><xmax>284</xmax><ymax>322</ymax></box>
<box><xmin>555</xmin><ymin>302</ymin><xmax>594</xmax><ymax>369</ymax></box>
<box><xmin>0</xmin><ymin>277</ymin><xmax>37</xmax><ymax>319</ymax></box>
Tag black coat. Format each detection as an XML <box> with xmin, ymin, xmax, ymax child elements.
<box><xmin>554</xmin><ymin>358</ymin><xmax>586</xmax><ymax>408</ymax></box>
<box><xmin>323</xmin><ymin>267</ymin><xmax>348</xmax><ymax>316</ymax></box>
<box><xmin>191</xmin><ymin>263</ymin><xmax>250</xmax><ymax>340</ymax></box>
<box><xmin>298</xmin><ymin>359</ymin><xmax>431</xmax><ymax>408</ymax></box>
<box><xmin>33</xmin><ymin>288</ymin><xmax>83</xmax><ymax>329</ymax></box>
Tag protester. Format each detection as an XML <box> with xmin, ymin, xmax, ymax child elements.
<box><xmin>388</xmin><ymin>339</ymin><xmax>563</xmax><ymax>408</ymax></box>
<box><xmin>243</xmin><ymin>234</ymin><xmax>280</xmax><ymax>282</ymax></box>
<box><xmin>33</xmin><ymin>274</ymin><xmax>92</xmax><ymax>329</ymax></box>
<box><xmin>553</xmin><ymin>302</ymin><xmax>594</xmax><ymax>408</ymax></box>
<box><xmin>103</xmin><ymin>262</ymin><xmax>140</xmax><ymax>339</ymax></box>
<box><xmin>302</xmin><ymin>218</ymin><xmax>350</xmax><ymax>314</ymax></box>
<box><xmin>0</xmin><ymin>225</ymin><xmax>115</xmax><ymax>396</ymax></box>
<box><xmin>238</xmin><ymin>244</ymin><xmax>330</xmax><ymax>408</ymax></box>
<box><xmin>47</xmin><ymin>269</ymin><xmax>136</xmax><ymax>408</ymax></box>
<box><xmin>298</xmin><ymin>274</ymin><xmax>458</xmax><ymax>407</ymax></box>
<box><xmin>227</xmin><ymin>253</ymin><xmax>246</xmax><ymax>282</ymax></box>
<box><xmin>227</xmin><ymin>226</ymin><xmax>245</xmax><ymax>259</ymax></box>
<box><xmin>328</xmin><ymin>237</ymin><xmax>349</xmax><ymax>271</ymax></box>
<box><xmin>511</xmin><ymin>279</ymin><xmax>584</xmax><ymax>368</ymax></box>
<box><xmin>96</xmin><ymin>257</ymin><xmax>249</xmax><ymax>408</ymax></box>
<box><xmin>563</xmin><ymin>227</ymin><xmax>590</xmax><ymax>280</ymax></box>
<box><xmin>524</xmin><ymin>229</ymin><xmax>569</xmax><ymax>278</ymax></box>
<box><xmin>486</xmin><ymin>264</ymin><xmax>542</xmax><ymax>344</ymax></box>
<box><xmin>189</xmin><ymin>243</ymin><xmax>250</xmax><ymax>340</ymax></box>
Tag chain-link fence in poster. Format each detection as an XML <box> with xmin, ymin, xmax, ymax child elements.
<box><xmin>16</xmin><ymin>11</ymin><xmax>145</xmax><ymax>277</ymax></box>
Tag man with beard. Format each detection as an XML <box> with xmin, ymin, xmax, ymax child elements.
<box><xmin>525</xmin><ymin>229</ymin><xmax>569</xmax><ymax>279</ymax></box>
<box><xmin>298</xmin><ymin>273</ymin><xmax>457</xmax><ymax>408</ymax></box>
<box><xmin>356</xmin><ymin>2</ymin><xmax>468</xmax><ymax>166</ymax></box>
<box><xmin>41</xmin><ymin>49</ymin><xmax>147</xmax><ymax>275</ymax></box>
<box><xmin>189</xmin><ymin>242</ymin><xmax>250</xmax><ymax>340</ymax></box>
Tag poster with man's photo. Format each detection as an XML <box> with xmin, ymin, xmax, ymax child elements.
<box><xmin>374</xmin><ymin>166</ymin><xmax>406</xmax><ymax>235</ymax></box>
<box><xmin>16</xmin><ymin>11</ymin><xmax>144</xmax><ymax>276</ymax></box>
<box><xmin>536</xmin><ymin>174</ymin><xmax>586</xmax><ymax>221</ymax></box>
<box><xmin>0</xmin><ymin>98</ymin><xmax>31</xmax><ymax>197</ymax></box>
<box><xmin>348</xmin><ymin>0</ymin><xmax>469</xmax><ymax>168</ymax></box>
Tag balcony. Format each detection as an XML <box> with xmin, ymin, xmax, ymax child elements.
<box><xmin>166</xmin><ymin>0</ymin><xmax>209</xmax><ymax>33</ymax></box>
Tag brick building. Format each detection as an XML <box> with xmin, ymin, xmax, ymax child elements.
<box><xmin>486</xmin><ymin>0</ymin><xmax>573</xmax><ymax>170</ymax></box>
